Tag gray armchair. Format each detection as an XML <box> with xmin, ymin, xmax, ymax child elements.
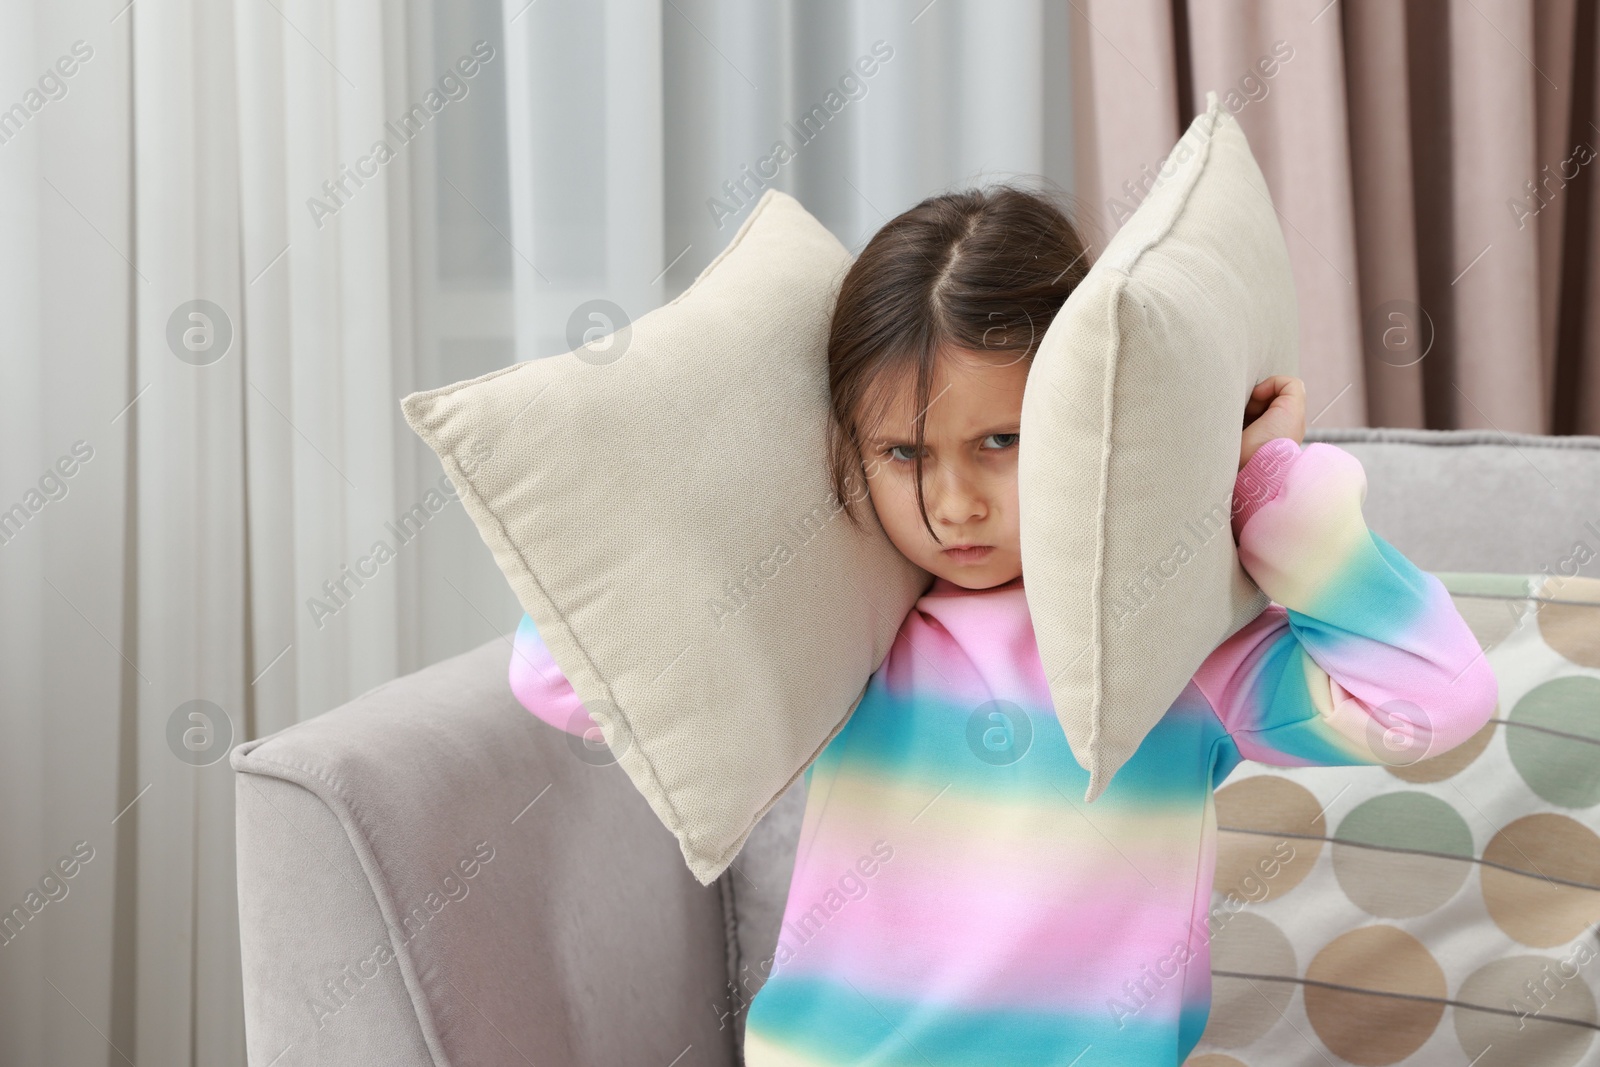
<box><xmin>233</xmin><ymin>427</ymin><xmax>1600</xmax><ymax>1066</ymax></box>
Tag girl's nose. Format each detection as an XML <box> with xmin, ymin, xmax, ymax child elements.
<box><xmin>927</xmin><ymin>461</ymin><xmax>986</xmax><ymax>528</ymax></box>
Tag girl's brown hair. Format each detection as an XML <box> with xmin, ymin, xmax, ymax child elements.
<box><xmin>826</xmin><ymin>180</ymin><xmax>1094</xmax><ymax>545</ymax></box>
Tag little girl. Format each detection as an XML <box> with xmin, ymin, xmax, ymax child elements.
<box><xmin>510</xmin><ymin>184</ymin><xmax>1499</xmax><ymax>1065</ymax></box>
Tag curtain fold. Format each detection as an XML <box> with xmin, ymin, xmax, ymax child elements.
<box><xmin>0</xmin><ymin>2</ymin><xmax>141</xmax><ymax>1063</ymax></box>
<box><xmin>1345</xmin><ymin>0</ymin><xmax>1426</xmax><ymax>427</ymax></box>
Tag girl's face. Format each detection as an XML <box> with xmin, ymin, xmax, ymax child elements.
<box><xmin>858</xmin><ymin>346</ymin><xmax>1027</xmax><ymax>590</ymax></box>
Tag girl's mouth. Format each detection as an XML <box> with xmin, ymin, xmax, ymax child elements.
<box><xmin>942</xmin><ymin>545</ymin><xmax>993</xmax><ymax>564</ymax></box>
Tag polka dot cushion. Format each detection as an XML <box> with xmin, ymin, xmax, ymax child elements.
<box><xmin>1186</xmin><ymin>571</ymin><xmax>1600</xmax><ymax>1066</ymax></box>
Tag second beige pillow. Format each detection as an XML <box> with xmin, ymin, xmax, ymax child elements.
<box><xmin>1020</xmin><ymin>90</ymin><xmax>1300</xmax><ymax>802</ymax></box>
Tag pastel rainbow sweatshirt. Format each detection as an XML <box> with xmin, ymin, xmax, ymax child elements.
<box><xmin>508</xmin><ymin>437</ymin><xmax>1499</xmax><ymax>1066</ymax></box>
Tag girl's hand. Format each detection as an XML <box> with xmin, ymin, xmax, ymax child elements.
<box><xmin>1240</xmin><ymin>375</ymin><xmax>1305</xmax><ymax>471</ymax></box>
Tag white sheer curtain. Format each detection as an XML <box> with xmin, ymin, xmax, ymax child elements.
<box><xmin>0</xmin><ymin>0</ymin><xmax>1072</xmax><ymax>1061</ymax></box>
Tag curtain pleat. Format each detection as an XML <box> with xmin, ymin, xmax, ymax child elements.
<box><xmin>1561</xmin><ymin>0</ymin><xmax>1600</xmax><ymax>432</ymax></box>
<box><xmin>1345</xmin><ymin>0</ymin><xmax>1426</xmax><ymax>427</ymax></box>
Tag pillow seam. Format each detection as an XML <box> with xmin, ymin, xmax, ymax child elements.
<box><xmin>399</xmin><ymin>188</ymin><xmax>785</xmax><ymax>422</ymax></box>
<box><xmin>1086</xmin><ymin>272</ymin><xmax>1127</xmax><ymax>793</ymax></box>
<box><xmin>1107</xmin><ymin>97</ymin><xmax>1224</xmax><ymax>278</ymax></box>
<box><xmin>664</xmin><ymin>186</ymin><xmax>783</xmax><ymax>310</ymax></box>
<box><xmin>435</xmin><ymin>448</ymin><xmax>701</xmax><ymax>852</ymax></box>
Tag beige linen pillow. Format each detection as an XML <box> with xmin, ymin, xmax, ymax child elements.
<box><xmin>1019</xmin><ymin>89</ymin><xmax>1299</xmax><ymax>803</ymax></box>
<box><xmin>401</xmin><ymin>188</ymin><xmax>930</xmax><ymax>885</ymax></box>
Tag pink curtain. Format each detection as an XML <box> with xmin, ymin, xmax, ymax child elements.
<box><xmin>1070</xmin><ymin>0</ymin><xmax>1600</xmax><ymax>435</ymax></box>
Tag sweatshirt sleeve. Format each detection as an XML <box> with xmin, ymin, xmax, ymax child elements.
<box><xmin>510</xmin><ymin>613</ymin><xmax>597</xmax><ymax>738</ymax></box>
<box><xmin>1192</xmin><ymin>437</ymin><xmax>1498</xmax><ymax>773</ymax></box>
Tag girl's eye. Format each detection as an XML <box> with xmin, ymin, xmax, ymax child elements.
<box><xmin>883</xmin><ymin>435</ymin><xmax>1016</xmax><ymax>463</ymax></box>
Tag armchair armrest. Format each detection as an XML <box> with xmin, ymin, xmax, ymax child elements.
<box><xmin>232</xmin><ymin>637</ymin><xmax>736</xmax><ymax>1066</ymax></box>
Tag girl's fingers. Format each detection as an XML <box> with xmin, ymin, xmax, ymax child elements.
<box><xmin>1243</xmin><ymin>382</ymin><xmax>1278</xmax><ymax>419</ymax></box>
<box><xmin>1242</xmin><ymin>376</ymin><xmax>1305</xmax><ymax>431</ymax></box>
